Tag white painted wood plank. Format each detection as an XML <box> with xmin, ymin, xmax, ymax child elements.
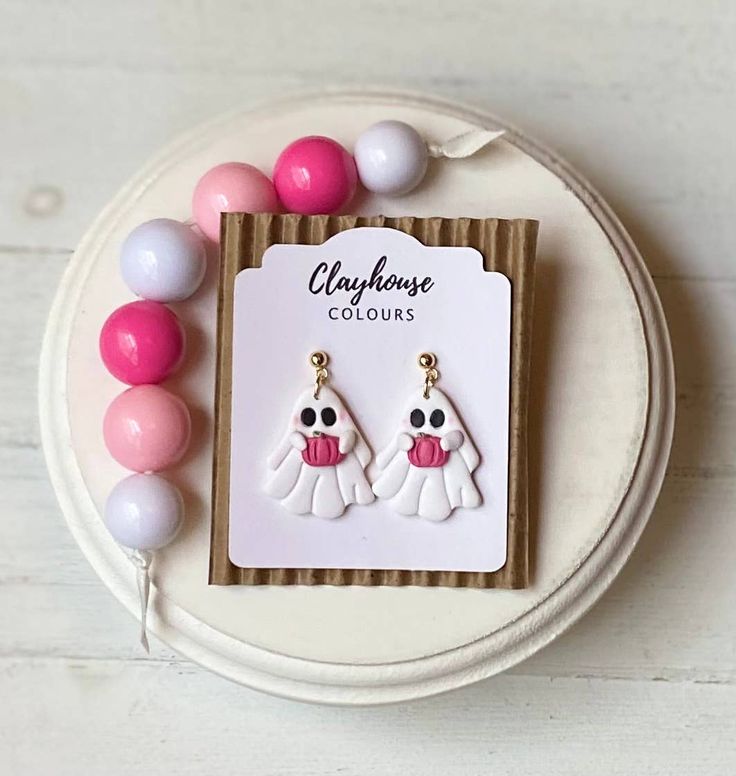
<box><xmin>0</xmin><ymin>250</ymin><xmax>68</xmax><ymax>448</ymax></box>
<box><xmin>2</xmin><ymin>0</ymin><xmax>736</xmax><ymax>765</ymax></box>
<box><xmin>4</xmin><ymin>0</ymin><xmax>735</xmax><ymax>85</ymax></box>
<box><xmin>2</xmin><ymin>658</ymin><xmax>734</xmax><ymax>776</ymax></box>
<box><xmin>0</xmin><ymin>1</ymin><xmax>734</xmax><ymax>279</ymax></box>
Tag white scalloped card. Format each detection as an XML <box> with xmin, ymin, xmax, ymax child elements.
<box><xmin>227</xmin><ymin>226</ymin><xmax>511</xmax><ymax>573</ymax></box>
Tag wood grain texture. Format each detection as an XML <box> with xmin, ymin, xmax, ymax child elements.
<box><xmin>2</xmin><ymin>0</ymin><xmax>736</xmax><ymax>771</ymax></box>
<box><xmin>1</xmin><ymin>655</ymin><xmax>734</xmax><ymax>775</ymax></box>
<box><xmin>211</xmin><ymin>214</ymin><xmax>537</xmax><ymax>587</ymax></box>
<box><xmin>2</xmin><ymin>658</ymin><xmax>735</xmax><ymax>776</ymax></box>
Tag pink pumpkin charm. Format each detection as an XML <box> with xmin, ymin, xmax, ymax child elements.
<box><xmin>407</xmin><ymin>434</ymin><xmax>450</xmax><ymax>468</ymax></box>
<box><xmin>302</xmin><ymin>434</ymin><xmax>346</xmax><ymax>467</ymax></box>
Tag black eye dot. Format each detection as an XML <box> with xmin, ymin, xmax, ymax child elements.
<box><xmin>321</xmin><ymin>407</ymin><xmax>337</xmax><ymax>426</ymax></box>
<box><xmin>410</xmin><ymin>409</ymin><xmax>425</xmax><ymax>428</ymax></box>
<box><xmin>300</xmin><ymin>407</ymin><xmax>316</xmax><ymax>427</ymax></box>
<box><xmin>429</xmin><ymin>409</ymin><xmax>445</xmax><ymax>428</ymax></box>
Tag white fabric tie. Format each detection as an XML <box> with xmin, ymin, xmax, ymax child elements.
<box><xmin>427</xmin><ymin>128</ymin><xmax>505</xmax><ymax>159</ymax></box>
<box><xmin>131</xmin><ymin>550</ymin><xmax>153</xmax><ymax>653</ymax></box>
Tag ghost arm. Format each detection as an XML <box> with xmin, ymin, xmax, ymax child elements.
<box><xmin>339</xmin><ymin>429</ymin><xmax>356</xmax><ymax>454</ymax></box>
<box><xmin>267</xmin><ymin>431</ymin><xmax>306</xmax><ymax>470</ymax></box>
<box><xmin>397</xmin><ymin>432</ymin><xmax>414</xmax><ymax>451</ymax></box>
<box><xmin>289</xmin><ymin>431</ymin><xmax>307</xmax><ymax>451</ymax></box>
<box><xmin>376</xmin><ymin>432</ymin><xmax>414</xmax><ymax>469</ymax></box>
<box><xmin>457</xmin><ymin>433</ymin><xmax>480</xmax><ymax>472</ymax></box>
<box><xmin>440</xmin><ymin>430</ymin><xmax>464</xmax><ymax>452</ymax></box>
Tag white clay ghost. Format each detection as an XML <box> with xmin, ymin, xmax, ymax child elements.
<box><xmin>265</xmin><ymin>385</ymin><xmax>375</xmax><ymax>518</ymax></box>
<box><xmin>372</xmin><ymin>386</ymin><xmax>481</xmax><ymax>521</ymax></box>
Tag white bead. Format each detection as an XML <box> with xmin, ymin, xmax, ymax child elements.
<box><xmin>120</xmin><ymin>218</ymin><xmax>207</xmax><ymax>302</ymax></box>
<box><xmin>105</xmin><ymin>473</ymin><xmax>183</xmax><ymax>550</ymax></box>
<box><xmin>354</xmin><ymin>120</ymin><xmax>428</xmax><ymax>196</ymax></box>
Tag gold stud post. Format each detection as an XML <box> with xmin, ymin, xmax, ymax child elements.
<box><xmin>418</xmin><ymin>352</ymin><xmax>439</xmax><ymax>399</ymax></box>
<box><xmin>310</xmin><ymin>351</ymin><xmax>329</xmax><ymax>399</ymax></box>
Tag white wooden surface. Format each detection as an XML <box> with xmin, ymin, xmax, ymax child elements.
<box><xmin>2</xmin><ymin>0</ymin><xmax>735</xmax><ymax>772</ymax></box>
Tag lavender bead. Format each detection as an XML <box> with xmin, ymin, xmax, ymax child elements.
<box><xmin>120</xmin><ymin>218</ymin><xmax>206</xmax><ymax>302</ymax></box>
<box><xmin>105</xmin><ymin>473</ymin><xmax>184</xmax><ymax>551</ymax></box>
<box><xmin>354</xmin><ymin>120</ymin><xmax>428</xmax><ymax>196</ymax></box>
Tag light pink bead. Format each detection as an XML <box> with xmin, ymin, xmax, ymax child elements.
<box><xmin>100</xmin><ymin>300</ymin><xmax>185</xmax><ymax>386</ymax></box>
<box><xmin>192</xmin><ymin>162</ymin><xmax>279</xmax><ymax>242</ymax></box>
<box><xmin>273</xmin><ymin>136</ymin><xmax>357</xmax><ymax>215</ymax></box>
<box><xmin>103</xmin><ymin>385</ymin><xmax>191</xmax><ymax>472</ymax></box>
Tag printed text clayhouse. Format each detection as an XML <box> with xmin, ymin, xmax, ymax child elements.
<box><xmin>308</xmin><ymin>256</ymin><xmax>434</xmax><ymax>305</ymax></box>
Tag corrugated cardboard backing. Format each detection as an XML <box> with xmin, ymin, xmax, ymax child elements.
<box><xmin>211</xmin><ymin>213</ymin><xmax>538</xmax><ymax>588</ymax></box>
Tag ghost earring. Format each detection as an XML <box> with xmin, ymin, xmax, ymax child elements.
<box><xmin>372</xmin><ymin>352</ymin><xmax>482</xmax><ymax>521</ymax></box>
<box><xmin>264</xmin><ymin>351</ymin><xmax>375</xmax><ymax>519</ymax></box>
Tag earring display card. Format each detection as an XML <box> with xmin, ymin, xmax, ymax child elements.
<box><xmin>211</xmin><ymin>214</ymin><xmax>537</xmax><ymax>588</ymax></box>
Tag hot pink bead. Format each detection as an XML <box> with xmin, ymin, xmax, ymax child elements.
<box><xmin>192</xmin><ymin>162</ymin><xmax>280</xmax><ymax>242</ymax></box>
<box><xmin>103</xmin><ymin>385</ymin><xmax>191</xmax><ymax>472</ymax></box>
<box><xmin>273</xmin><ymin>136</ymin><xmax>357</xmax><ymax>215</ymax></box>
<box><xmin>100</xmin><ymin>301</ymin><xmax>185</xmax><ymax>385</ymax></box>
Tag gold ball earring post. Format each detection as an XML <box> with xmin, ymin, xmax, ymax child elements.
<box><xmin>310</xmin><ymin>351</ymin><xmax>329</xmax><ymax>399</ymax></box>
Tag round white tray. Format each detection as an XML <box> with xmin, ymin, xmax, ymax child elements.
<box><xmin>40</xmin><ymin>90</ymin><xmax>674</xmax><ymax>705</ymax></box>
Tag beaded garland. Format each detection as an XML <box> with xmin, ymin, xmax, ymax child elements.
<box><xmin>98</xmin><ymin>119</ymin><xmax>504</xmax><ymax>649</ymax></box>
